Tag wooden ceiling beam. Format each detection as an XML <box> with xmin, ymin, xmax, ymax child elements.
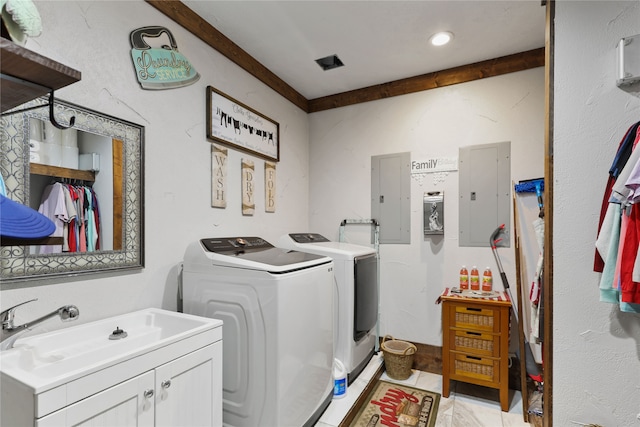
<box><xmin>147</xmin><ymin>1</ymin><xmax>544</xmax><ymax>114</ymax></box>
<box><xmin>146</xmin><ymin>0</ymin><xmax>309</xmax><ymax>112</ymax></box>
<box><xmin>308</xmin><ymin>48</ymin><xmax>545</xmax><ymax>112</ymax></box>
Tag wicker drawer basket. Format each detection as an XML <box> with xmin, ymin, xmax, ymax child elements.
<box><xmin>450</xmin><ymin>352</ymin><xmax>500</xmax><ymax>383</ymax></box>
<box><xmin>449</xmin><ymin>329</ymin><xmax>500</xmax><ymax>357</ymax></box>
<box><xmin>452</xmin><ymin>306</ymin><xmax>497</xmax><ymax>332</ymax></box>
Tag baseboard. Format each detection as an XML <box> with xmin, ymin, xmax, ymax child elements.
<box><xmin>379</xmin><ymin>337</ymin><xmax>443</xmax><ymax>375</ymax></box>
<box><xmin>378</xmin><ymin>338</ymin><xmax>522</xmax><ymax>392</ymax></box>
<box><xmin>412</xmin><ymin>341</ymin><xmax>443</xmax><ymax>374</ymax></box>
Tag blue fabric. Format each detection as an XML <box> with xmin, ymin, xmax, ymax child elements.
<box><xmin>609</xmin><ymin>121</ymin><xmax>640</xmax><ymax>179</ymax></box>
<box><xmin>0</xmin><ymin>172</ymin><xmax>6</xmax><ymax>197</ymax></box>
<box><xmin>0</xmin><ymin>194</ymin><xmax>55</xmax><ymax>239</ymax></box>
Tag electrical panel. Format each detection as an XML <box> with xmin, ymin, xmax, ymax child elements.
<box><xmin>371</xmin><ymin>152</ymin><xmax>410</xmax><ymax>244</ymax></box>
<box><xmin>459</xmin><ymin>142</ymin><xmax>511</xmax><ymax>247</ymax></box>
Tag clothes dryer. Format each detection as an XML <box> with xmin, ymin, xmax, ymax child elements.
<box><xmin>278</xmin><ymin>233</ymin><xmax>378</xmax><ymax>384</ymax></box>
<box><xmin>182</xmin><ymin>237</ymin><xmax>334</xmax><ymax>427</ymax></box>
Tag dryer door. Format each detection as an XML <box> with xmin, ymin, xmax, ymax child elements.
<box><xmin>353</xmin><ymin>253</ymin><xmax>378</xmax><ymax>341</ymax></box>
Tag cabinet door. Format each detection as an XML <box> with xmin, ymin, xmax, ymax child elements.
<box><xmin>36</xmin><ymin>371</ymin><xmax>155</xmax><ymax>427</ymax></box>
<box><xmin>155</xmin><ymin>342</ymin><xmax>223</xmax><ymax>427</ymax></box>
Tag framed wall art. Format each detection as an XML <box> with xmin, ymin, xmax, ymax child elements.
<box><xmin>206</xmin><ymin>86</ymin><xmax>280</xmax><ymax>162</ymax></box>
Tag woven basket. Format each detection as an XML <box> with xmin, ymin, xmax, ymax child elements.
<box><xmin>381</xmin><ymin>335</ymin><xmax>417</xmax><ymax>380</ymax></box>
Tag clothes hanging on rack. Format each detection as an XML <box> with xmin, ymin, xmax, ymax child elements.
<box><xmin>594</xmin><ymin>121</ymin><xmax>640</xmax><ymax>272</ymax></box>
<box><xmin>36</xmin><ymin>181</ymin><xmax>102</xmax><ymax>254</ymax></box>
<box><xmin>529</xmin><ymin>216</ymin><xmax>544</xmax><ymax>345</ymax></box>
<box><xmin>595</xmin><ymin>120</ymin><xmax>640</xmax><ymax>313</ymax></box>
<box><xmin>36</xmin><ymin>182</ymin><xmax>67</xmax><ymax>254</ymax></box>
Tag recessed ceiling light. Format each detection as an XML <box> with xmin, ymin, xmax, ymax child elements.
<box><xmin>430</xmin><ymin>31</ymin><xmax>454</xmax><ymax>46</ymax></box>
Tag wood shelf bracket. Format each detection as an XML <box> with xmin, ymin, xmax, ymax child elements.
<box><xmin>0</xmin><ymin>73</ymin><xmax>76</xmax><ymax>129</ymax></box>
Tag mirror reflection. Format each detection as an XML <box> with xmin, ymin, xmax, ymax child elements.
<box><xmin>29</xmin><ymin>119</ymin><xmax>118</xmax><ymax>254</ymax></box>
<box><xmin>0</xmin><ymin>97</ymin><xmax>144</xmax><ymax>282</ymax></box>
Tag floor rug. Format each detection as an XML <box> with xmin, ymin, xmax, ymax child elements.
<box><xmin>348</xmin><ymin>379</ymin><xmax>440</xmax><ymax>427</ymax></box>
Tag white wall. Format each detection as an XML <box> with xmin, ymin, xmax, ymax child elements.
<box><xmin>554</xmin><ymin>1</ymin><xmax>640</xmax><ymax>426</ymax></box>
<box><xmin>1</xmin><ymin>1</ymin><xmax>311</xmax><ymax>328</ymax></box>
<box><xmin>309</xmin><ymin>69</ymin><xmax>545</xmax><ymax>347</ymax></box>
<box><xmin>7</xmin><ymin>2</ymin><xmax>638</xmax><ymax>424</ymax></box>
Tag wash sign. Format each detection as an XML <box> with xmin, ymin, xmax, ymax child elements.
<box><xmin>411</xmin><ymin>157</ymin><xmax>458</xmax><ymax>174</ymax></box>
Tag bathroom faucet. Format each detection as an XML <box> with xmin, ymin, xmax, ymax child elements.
<box><xmin>0</xmin><ymin>299</ymin><xmax>80</xmax><ymax>351</ymax></box>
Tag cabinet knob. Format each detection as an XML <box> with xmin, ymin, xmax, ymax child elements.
<box><xmin>161</xmin><ymin>379</ymin><xmax>172</xmax><ymax>389</ymax></box>
<box><xmin>143</xmin><ymin>389</ymin><xmax>154</xmax><ymax>399</ymax></box>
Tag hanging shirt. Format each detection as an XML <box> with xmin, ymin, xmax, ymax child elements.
<box><xmin>624</xmin><ymin>158</ymin><xmax>640</xmax><ymax>204</ymax></box>
<box><xmin>91</xmin><ymin>188</ymin><xmax>101</xmax><ymax>250</ymax></box>
<box><xmin>594</xmin><ymin>121</ymin><xmax>640</xmax><ymax>271</ymax></box>
<box><xmin>598</xmin><ymin>203</ymin><xmax>622</xmax><ymax>303</ymax></box>
<box><xmin>619</xmin><ymin>204</ymin><xmax>640</xmax><ymax>305</ymax></box>
<box><xmin>611</xmin><ymin>132</ymin><xmax>640</xmax><ymax>203</ymax></box>
<box><xmin>67</xmin><ymin>185</ymin><xmax>79</xmax><ymax>252</ymax></box>
<box><xmin>84</xmin><ymin>187</ymin><xmax>98</xmax><ymax>251</ymax></box>
<box><xmin>61</xmin><ymin>185</ymin><xmax>77</xmax><ymax>252</ymax></box>
<box><xmin>37</xmin><ymin>183</ymin><xmax>68</xmax><ymax>254</ymax></box>
<box><xmin>76</xmin><ymin>185</ymin><xmax>87</xmax><ymax>253</ymax></box>
<box><xmin>595</xmin><ymin>121</ymin><xmax>640</xmax><ymax>313</ymax></box>
<box><xmin>623</xmin><ymin>157</ymin><xmax>640</xmax><ymax>283</ymax></box>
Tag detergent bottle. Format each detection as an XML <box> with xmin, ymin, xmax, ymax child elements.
<box><xmin>333</xmin><ymin>359</ymin><xmax>347</xmax><ymax>399</ymax></box>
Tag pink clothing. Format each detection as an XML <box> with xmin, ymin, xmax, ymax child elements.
<box><xmin>625</xmin><ymin>159</ymin><xmax>640</xmax><ymax>203</ymax></box>
<box><xmin>37</xmin><ymin>183</ymin><xmax>68</xmax><ymax>254</ymax></box>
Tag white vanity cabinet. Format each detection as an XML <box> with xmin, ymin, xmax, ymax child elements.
<box><xmin>36</xmin><ymin>370</ymin><xmax>156</xmax><ymax>427</ymax></box>
<box><xmin>155</xmin><ymin>343</ymin><xmax>222</xmax><ymax>426</ymax></box>
<box><xmin>0</xmin><ymin>309</ymin><xmax>223</xmax><ymax>427</ymax></box>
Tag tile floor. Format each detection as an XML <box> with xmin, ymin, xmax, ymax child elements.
<box><xmin>316</xmin><ymin>353</ymin><xmax>531</xmax><ymax>427</ymax></box>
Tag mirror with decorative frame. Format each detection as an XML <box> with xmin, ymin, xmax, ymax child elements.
<box><xmin>0</xmin><ymin>97</ymin><xmax>144</xmax><ymax>282</ymax></box>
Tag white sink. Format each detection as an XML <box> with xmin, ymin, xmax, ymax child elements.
<box><xmin>0</xmin><ymin>308</ymin><xmax>222</xmax><ymax>392</ymax></box>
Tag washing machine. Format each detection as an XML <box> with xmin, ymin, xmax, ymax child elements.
<box><xmin>182</xmin><ymin>237</ymin><xmax>334</xmax><ymax>427</ymax></box>
<box><xmin>278</xmin><ymin>233</ymin><xmax>378</xmax><ymax>384</ymax></box>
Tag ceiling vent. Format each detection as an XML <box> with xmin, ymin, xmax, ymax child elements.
<box><xmin>315</xmin><ymin>54</ymin><xmax>344</xmax><ymax>71</ymax></box>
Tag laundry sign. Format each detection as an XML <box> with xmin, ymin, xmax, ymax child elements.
<box><xmin>242</xmin><ymin>159</ymin><xmax>255</xmax><ymax>216</ymax></box>
<box><xmin>130</xmin><ymin>26</ymin><xmax>200</xmax><ymax>90</ymax></box>
<box><xmin>410</xmin><ymin>157</ymin><xmax>458</xmax><ymax>174</ymax></box>
<box><xmin>211</xmin><ymin>144</ymin><xmax>228</xmax><ymax>208</ymax></box>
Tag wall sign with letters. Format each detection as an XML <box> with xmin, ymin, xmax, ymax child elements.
<box><xmin>130</xmin><ymin>26</ymin><xmax>200</xmax><ymax>90</ymax></box>
<box><xmin>411</xmin><ymin>156</ymin><xmax>458</xmax><ymax>185</ymax></box>
<box><xmin>207</xmin><ymin>86</ymin><xmax>279</xmax><ymax>162</ymax></box>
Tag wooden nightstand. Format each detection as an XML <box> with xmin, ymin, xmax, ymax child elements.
<box><xmin>441</xmin><ymin>292</ymin><xmax>511</xmax><ymax>411</ymax></box>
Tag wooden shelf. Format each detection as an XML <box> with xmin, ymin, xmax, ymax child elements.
<box><xmin>1</xmin><ymin>236</ymin><xmax>63</xmax><ymax>246</ymax></box>
<box><xmin>30</xmin><ymin>163</ymin><xmax>95</xmax><ymax>182</ymax></box>
<box><xmin>1</xmin><ymin>38</ymin><xmax>81</xmax><ymax>113</ymax></box>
